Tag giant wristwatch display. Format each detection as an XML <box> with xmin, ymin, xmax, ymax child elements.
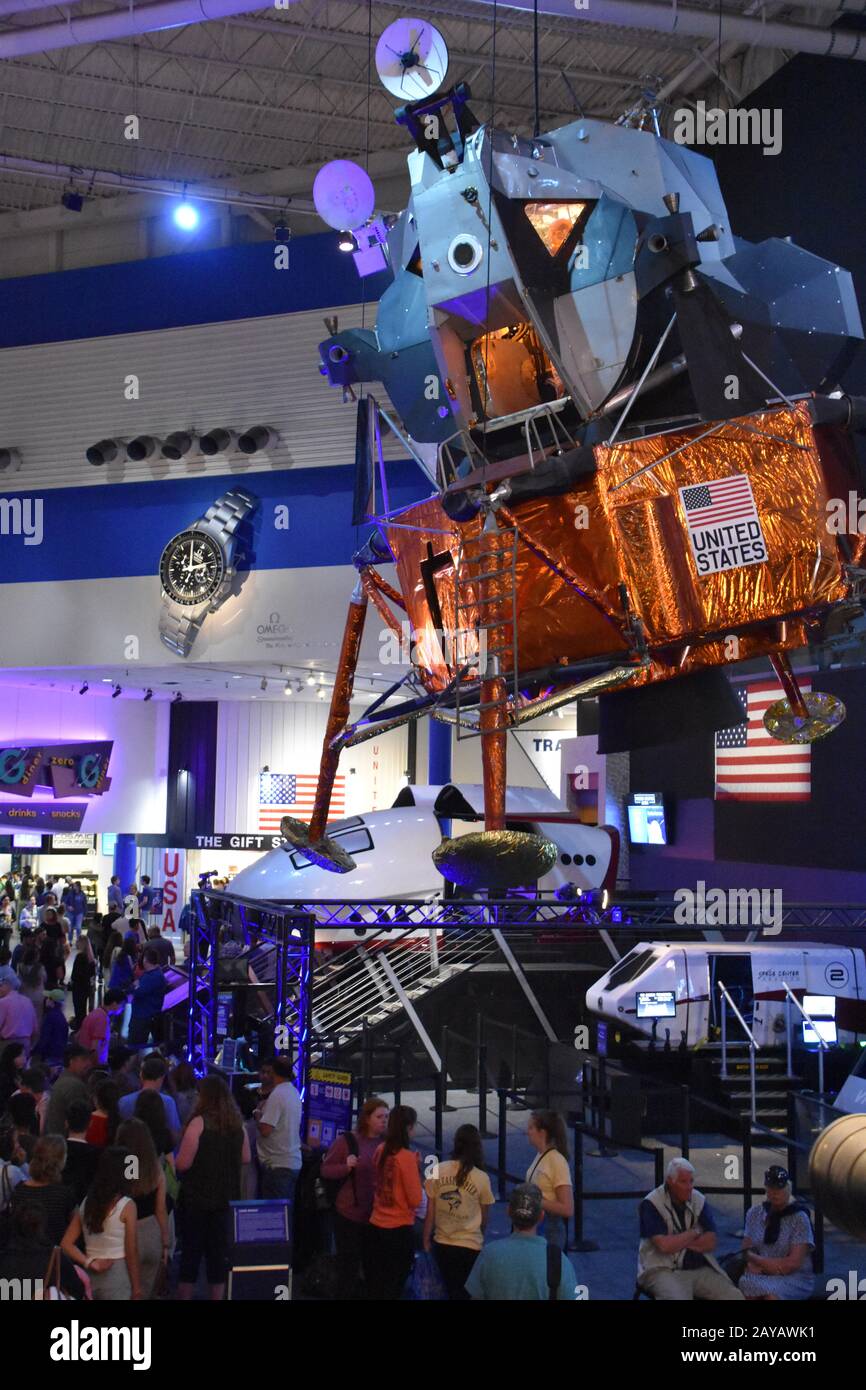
<box><xmin>158</xmin><ymin>487</ymin><xmax>258</xmax><ymax>657</ymax></box>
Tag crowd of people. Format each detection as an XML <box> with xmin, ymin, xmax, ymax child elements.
<box><xmin>0</xmin><ymin>865</ymin><xmax>817</xmax><ymax>1302</ymax></box>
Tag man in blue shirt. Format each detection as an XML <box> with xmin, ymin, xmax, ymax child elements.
<box><xmin>107</xmin><ymin>876</ymin><xmax>123</xmax><ymax>914</ymax></box>
<box><xmin>637</xmin><ymin>1157</ymin><xmax>744</xmax><ymax>1300</ymax></box>
<box><xmin>465</xmin><ymin>1184</ymin><xmax>578</xmax><ymax>1301</ymax></box>
<box><xmin>126</xmin><ymin>948</ymin><xmax>167</xmax><ymax>1047</ymax></box>
<box><xmin>117</xmin><ymin>1053</ymin><xmax>180</xmax><ymax>1141</ymax></box>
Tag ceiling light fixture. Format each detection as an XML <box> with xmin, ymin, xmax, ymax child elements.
<box><xmin>112</xmin><ymin>685</ymin><xmax>122</xmax><ymax>698</ymax></box>
<box><xmin>306</xmin><ymin>673</ymin><xmax>316</xmax><ymax>687</ymax></box>
<box><xmin>173</xmin><ymin>692</ymin><xmax>182</xmax><ymax>704</ymax></box>
<box><xmin>79</xmin><ymin>682</ymin><xmax>89</xmax><ymax>695</ymax></box>
<box><xmin>260</xmin><ymin>677</ymin><xmax>268</xmax><ymax>691</ymax></box>
<box><xmin>143</xmin><ymin>689</ymin><xmax>153</xmax><ymax>701</ymax></box>
<box><xmin>284</xmin><ymin>681</ymin><xmax>293</xmax><ymax>695</ymax></box>
<box><xmin>317</xmin><ymin>687</ymin><xmax>326</xmax><ymax>699</ymax></box>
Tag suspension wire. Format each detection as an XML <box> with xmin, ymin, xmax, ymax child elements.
<box><xmin>480</xmin><ymin>0</ymin><xmax>499</xmax><ymax>479</ymax></box>
<box><xmin>533</xmin><ymin>0</ymin><xmax>541</xmax><ymax>138</ymax></box>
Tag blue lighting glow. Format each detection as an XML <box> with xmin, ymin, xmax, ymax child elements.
<box><xmin>173</xmin><ymin>202</ymin><xmax>200</xmax><ymax>231</ymax></box>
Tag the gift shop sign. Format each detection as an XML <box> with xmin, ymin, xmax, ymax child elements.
<box><xmin>0</xmin><ymin>741</ymin><xmax>113</xmax><ymax>830</ymax></box>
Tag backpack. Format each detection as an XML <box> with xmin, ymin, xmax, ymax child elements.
<box><xmin>546</xmin><ymin>1243</ymin><xmax>562</xmax><ymax>1302</ymax></box>
<box><xmin>316</xmin><ymin>1131</ymin><xmax>359</xmax><ymax>1209</ymax></box>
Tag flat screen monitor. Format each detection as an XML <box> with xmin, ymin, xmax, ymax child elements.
<box><xmin>803</xmin><ymin>1020</ymin><xmax>837</xmax><ymax>1045</ymax></box>
<box><xmin>627</xmin><ymin>793</ymin><xmax>668</xmax><ymax>845</ymax></box>
<box><xmin>232</xmin><ymin>1201</ymin><xmax>291</xmax><ymax>1245</ymax></box>
<box><xmin>12</xmin><ymin>832</ymin><xmax>43</xmax><ymax>849</ymax></box>
<box><xmin>636</xmin><ymin>989</ymin><xmax>677</xmax><ymax>1019</ymax></box>
<box><xmin>100</xmin><ymin>833</ymin><xmax>118</xmax><ymax>856</ymax></box>
<box><xmin>803</xmin><ymin>995</ymin><xmax>836</xmax><ymax>1019</ymax></box>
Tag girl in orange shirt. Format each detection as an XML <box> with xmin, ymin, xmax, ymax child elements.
<box><xmin>367</xmin><ymin>1105</ymin><xmax>422</xmax><ymax>1300</ymax></box>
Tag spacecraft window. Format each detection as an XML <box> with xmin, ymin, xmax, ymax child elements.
<box><xmin>573</xmin><ymin>854</ymin><xmax>584</xmax><ymax>866</ymax></box>
<box><xmin>560</xmin><ymin>853</ymin><xmax>572</xmax><ymax>865</ymax></box>
<box><xmin>287</xmin><ymin>826</ymin><xmax>374</xmax><ymax>871</ymax></box>
<box><xmin>524</xmin><ymin>201</ymin><xmax>588</xmax><ymax>257</ymax></box>
<box><xmin>606</xmin><ymin>947</ymin><xmax>657</xmax><ymax>990</ymax></box>
<box><xmin>447</xmin><ymin>234</ymin><xmax>483</xmax><ymax>275</ymax></box>
<box><xmin>586</xmin><ymin>854</ymin><xmax>596</xmax><ymax>866</ymax></box>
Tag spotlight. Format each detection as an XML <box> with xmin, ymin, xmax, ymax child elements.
<box><xmin>161</xmin><ymin>431</ymin><xmax>196</xmax><ymax>461</ymax></box>
<box><xmin>338</xmin><ymin>232</ymin><xmax>355</xmax><ymax>253</ymax></box>
<box><xmin>112</xmin><ymin>684</ymin><xmax>122</xmax><ymax>698</ymax></box>
<box><xmin>237</xmin><ymin>426</ymin><xmax>279</xmax><ymax>456</ymax></box>
<box><xmin>79</xmin><ymin>682</ymin><xmax>89</xmax><ymax>695</ymax></box>
<box><xmin>318</xmin><ymin>672</ymin><xmax>325</xmax><ymax>684</ymax></box>
<box><xmin>274</xmin><ymin>223</ymin><xmax>290</xmax><ymax>244</ymax></box>
<box><xmin>61</xmin><ymin>190</ymin><xmax>84</xmax><ymax>213</ymax></box>
<box><xmin>173</xmin><ymin>202</ymin><xmax>200</xmax><ymax>231</ymax></box>
<box><xmin>261</xmin><ymin>765</ymin><xmax>270</xmax><ymax>773</ymax></box>
<box><xmin>86</xmin><ymin>438</ymin><xmax>126</xmax><ymax>466</ymax></box>
<box><xmin>198</xmin><ymin>428</ymin><xmax>237</xmax><ymax>457</ymax></box>
<box><xmin>143</xmin><ymin>688</ymin><xmax>153</xmax><ymax>701</ymax></box>
<box><xmin>295</xmin><ymin>679</ymin><xmax>303</xmax><ymax>694</ymax></box>
<box><xmin>284</xmin><ymin>681</ymin><xmax>293</xmax><ymax>696</ymax></box>
<box><xmin>127</xmin><ymin>436</ymin><xmax>162</xmax><ymax>462</ymax></box>
<box><xmin>173</xmin><ymin>692</ymin><xmax>183</xmax><ymax>704</ymax></box>
<box><xmin>306</xmin><ymin>673</ymin><xmax>316</xmax><ymax>687</ymax></box>
<box><xmin>0</xmin><ymin>447</ymin><xmax>22</xmax><ymax>473</ymax></box>
<box><xmin>260</xmin><ymin>677</ymin><xmax>268</xmax><ymax>691</ymax></box>
<box><xmin>317</xmin><ymin>686</ymin><xmax>326</xmax><ymax>699</ymax></box>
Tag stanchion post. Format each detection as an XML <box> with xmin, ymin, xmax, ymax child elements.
<box><xmin>435</xmin><ymin>1067</ymin><xmax>445</xmax><ymax>1154</ymax></box>
<box><xmin>544</xmin><ymin>1040</ymin><xmax>552</xmax><ymax>1109</ymax></box>
<box><xmin>742</xmin><ymin>1114</ymin><xmax>753</xmax><ymax>1228</ymax></box>
<box><xmin>497</xmin><ymin>1088</ymin><xmax>507</xmax><ymax>1199</ymax></box>
<box><xmin>654</xmin><ymin>1146</ymin><xmax>665</xmax><ymax>1191</ymax></box>
<box><xmin>568</xmin><ymin>1122</ymin><xmax>600</xmax><ymax>1252</ymax></box>
<box><xmin>680</xmin><ymin>1085</ymin><xmax>690</xmax><ymax>1161</ymax></box>
<box><xmin>478</xmin><ymin>1037</ymin><xmax>490</xmax><ymax>1137</ymax></box>
<box><xmin>393</xmin><ymin>1045</ymin><xmax>402</xmax><ymax>1109</ymax></box>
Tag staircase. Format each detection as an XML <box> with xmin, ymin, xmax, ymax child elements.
<box><xmin>310</xmin><ymin>923</ymin><xmax>503</xmax><ymax>1051</ymax></box>
<box><xmin>708</xmin><ymin>1041</ymin><xmax>804</xmax><ymax>1136</ymax></box>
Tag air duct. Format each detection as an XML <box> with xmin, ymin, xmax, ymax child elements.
<box><xmin>86</xmin><ymin>438</ymin><xmax>126</xmax><ymax>466</ymax></box>
<box><xmin>161</xmin><ymin>431</ymin><xmax>197</xmax><ymax>461</ymax></box>
<box><xmin>0</xmin><ymin>447</ymin><xmax>22</xmax><ymax>473</ymax></box>
<box><xmin>127</xmin><ymin>435</ymin><xmax>162</xmax><ymax>461</ymax></box>
<box><xmin>0</xmin><ymin>0</ymin><xmax>303</xmax><ymax>59</ymax></box>
<box><xmin>237</xmin><ymin>425</ymin><xmax>280</xmax><ymax>455</ymax></box>
<box><xmin>471</xmin><ymin>0</ymin><xmax>866</xmax><ymax>60</ymax></box>
<box><xmin>199</xmin><ymin>428</ymin><xmax>238</xmax><ymax>456</ymax></box>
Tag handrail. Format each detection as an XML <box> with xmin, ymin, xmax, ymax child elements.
<box><xmin>718</xmin><ymin>982</ymin><xmax>759</xmax><ymax>1050</ymax></box>
<box><xmin>782</xmin><ymin>982</ymin><xmax>830</xmax><ymax>1051</ymax></box>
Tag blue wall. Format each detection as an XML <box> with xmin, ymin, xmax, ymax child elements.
<box><xmin>0</xmin><ymin>232</ymin><xmax>391</xmax><ymax>348</ymax></box>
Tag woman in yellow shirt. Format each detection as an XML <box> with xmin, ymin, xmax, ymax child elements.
<box><xmin>423</xmin><ymin>1124</ymin><xmax>495</xmax><ymax>1300</ymax></box>
<box><xmin>526</xmin><ymin>1110</ymin><xmax>573</xmax><ymax>1249</ymax></box>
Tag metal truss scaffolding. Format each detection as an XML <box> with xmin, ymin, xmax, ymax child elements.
<box><xmin>189</xmin><ymin>889</ymin><xmax>315</xmax><ymax>1101</ymax></box>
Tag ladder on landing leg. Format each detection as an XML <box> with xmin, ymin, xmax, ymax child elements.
<box><xmin>453</xmin><ymin>522</ymin><xmax>519</xmax><ymax>739</ymax></box>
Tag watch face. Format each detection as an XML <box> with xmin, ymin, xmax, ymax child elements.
<box><xmin>159</xmin><ymin>530</ymin><xmax>225</xmax><ymax>606</ymax></box>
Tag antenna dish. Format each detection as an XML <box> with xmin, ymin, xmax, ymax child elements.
<box><xmin>312</xmin><ymin>160</ymin><xmax>376</xmax><ymax>232</ymax></box>
<box><xmin>375</xmin><ymin>17</ymin><xmax>449</xmax><ymax>102</ymax></box>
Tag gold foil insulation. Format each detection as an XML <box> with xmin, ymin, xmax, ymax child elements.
<box><xmin>383</xmin><ymin>405</ymin><xmax>851</xmax><ymax>698</ymax></box>
<box><xmin>308</xmin><ymin>592</ymin><xmax>367</xmax><ymax>842</ymax></box>
<box><xmin>433</xmin><ymin>830</ymin><xmax>559</xmax><ymax>891</ymax></box>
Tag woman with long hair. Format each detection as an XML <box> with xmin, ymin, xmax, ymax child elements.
<box><xmin>174</xmin><ymin>1074</ymin><xmax>250</xmax><ymax>1301</ymax></box>
<box><xmin>321</xmin><ymin>1096</ymin><xmax>389</xmax><ymax>1300</ymax></box>
<box><xmin>367</xmin><ymin>1104</ymin><xmax>423</xmax><ymax>1301</ymax></box>
<box><xmin>115</xmin><ymin>1118</ymin><xmax>170</xmax><ymax>1298</ymax></box>
<box><xmin>61</xmin><ymin>1145</ymin><xmax>142</xmax><ymax>1300</ymax></box>
<box><xmin>134</xmin><ymin>1088</ymin><xmax>174</xmax><ymax>1166</ymax></box>
<box><xmin>170</xmin><ymin>1061</ymin><xmax>199</xmax><ymax>1130</ymax></box>
<box><xmin>85</xmin><ymin>1078</ymin><xmax>121</xmax><ymax>1148</ymax></box>
<box><xmin>526</xmin><ymin>1110</ymin><xmax>574</xmax><ymax>1249</ymax></box>
<box><xmin>108</xmin><ymin>939</ymin><xmax>138</xmax><ymax>995</ymax></box>
<box><xmin>10</xmin><ymin>1134</ymin><xmax>76</xmax><ymax>1244</ymax></box>
<box><xmin>70</xmin><ymin>935</ymin><xmax>96</xmax><ymax>1030</ymax></box>
<box><xmin>423</xmin><ymin>1123</ymin><xmax>495</xmax><ymax>1299</ymax></box>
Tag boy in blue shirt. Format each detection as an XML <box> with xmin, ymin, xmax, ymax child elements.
<box><xmin>465</xmin><ymin>1184</ymin><xmax>578</xmax><ymax>1301</ymax></box>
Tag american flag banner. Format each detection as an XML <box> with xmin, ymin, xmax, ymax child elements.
<box><xmin>714</xmin><ymin>679</ymin><xmax>812</xmax><ymax>802</ymax></box>
<box><xmin>257</xmin><ymin>772</ymin><xmax>346</xmax><ymax>831</ymax></box>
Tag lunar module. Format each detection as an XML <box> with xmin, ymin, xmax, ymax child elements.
<box><xmin>287</xmin><ymin>18</ymin><xmax>866</xmax><ymax>890</ymax></box>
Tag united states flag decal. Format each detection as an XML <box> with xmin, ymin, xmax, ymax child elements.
<box><xmin>715</xmin><ymin>680</ymin><xmax>811</xmax><ymax>802</ymax></box>
<box><xmin>678</xmin><ymin>474</ymin><xmax>767</xmax><ymax>577</ymax></box>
